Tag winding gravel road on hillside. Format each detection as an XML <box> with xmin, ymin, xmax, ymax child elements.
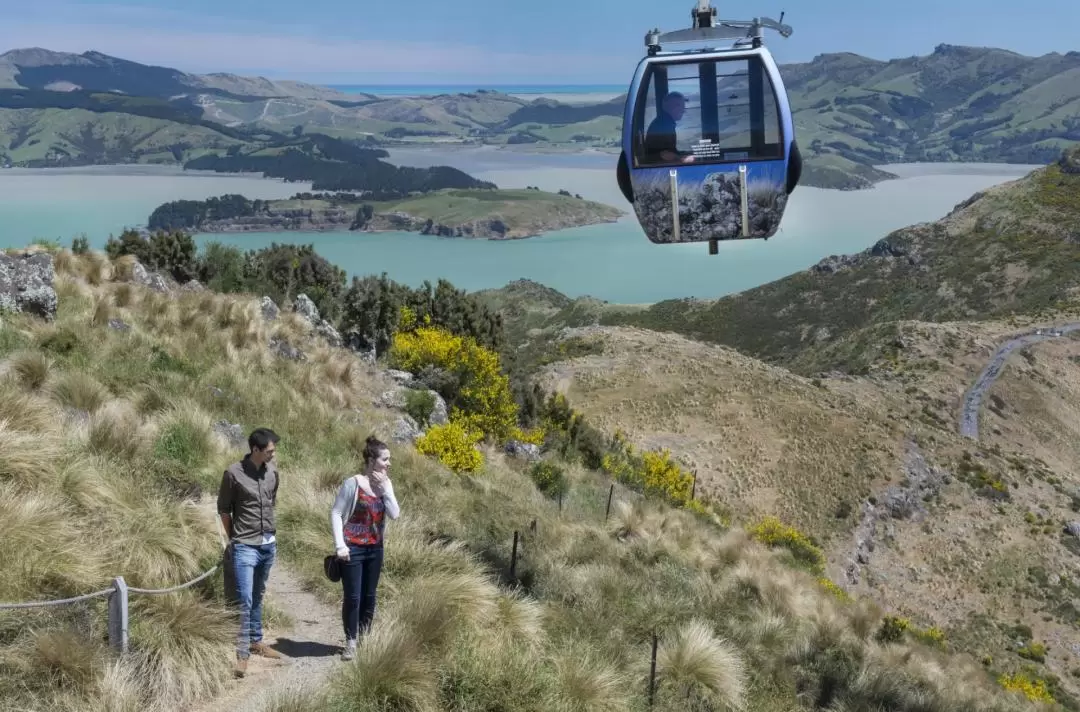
<box><xmin>959</xmin><ymin>323</ymin><xmax>1080</xmax><ymax>440</ymax></box>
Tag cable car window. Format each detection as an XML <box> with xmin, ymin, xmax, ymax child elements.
<box><xmin>632</xmin><ymin>56</ymin><xmax>783</xmax><ymax>168</ymax></box>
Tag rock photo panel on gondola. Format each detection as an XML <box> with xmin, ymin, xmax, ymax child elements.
<box><xmin>631</xmin><ymin>160</ymin><xmax>788</xmax><ymax>244</ymax></box>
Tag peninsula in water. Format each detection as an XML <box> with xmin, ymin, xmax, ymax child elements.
<box><xmin>146</xmin><ymin>189</ymin><xmax>624</xmax><ymax>240</ymax></box>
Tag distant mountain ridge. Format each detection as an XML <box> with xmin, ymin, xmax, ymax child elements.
<box><xmin>0</xmin><ymin>48</ymin><xmax>361</xmax><ymax>101</ymax></box>
<box><xmin>1</xmin><ymin>44</ymin><xmax>1078</xmax><ymax>188</ymax></box>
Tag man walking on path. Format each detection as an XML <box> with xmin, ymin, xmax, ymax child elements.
<box><xmin>218</xmin><ymin>427</ymin><xmax>284</xmax><ymax>678</ymax></box>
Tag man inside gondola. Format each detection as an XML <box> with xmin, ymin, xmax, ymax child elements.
<box><xmin>643</xmin><ymin>91</ymin><xmax>696</xmax><ymax>165</ymax></box>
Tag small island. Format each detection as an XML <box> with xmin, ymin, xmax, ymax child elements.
<box><xmin>147</xmin><ymin>189</ymin><xmax>625</xmax><ymax>240</ymax></box>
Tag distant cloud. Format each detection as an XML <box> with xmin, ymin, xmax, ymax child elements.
<box><xmin>0</xmin><ymin>1</ymin><xmax>629</xmax><ymax>83</ymax></box>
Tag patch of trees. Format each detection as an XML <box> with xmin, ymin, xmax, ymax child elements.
<box><xmin>184</xmin><ymin>134</ymin><xmax>496</xmax><ymax>197</ymax></box>
<box><xmin>148</xmin><ymin>194</ymin><xmax>266</xmax><ymax>230</ymax></box>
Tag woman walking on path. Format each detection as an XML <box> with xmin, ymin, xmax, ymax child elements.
<box><xmin>329</xmin><ymin>435</ymin><xmax>401</xmax><ymax>661</ymax></box>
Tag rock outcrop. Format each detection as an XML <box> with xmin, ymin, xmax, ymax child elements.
<box><xmin>0</xmin><ymin>251</ymin><xmax>58</xmax><ymax>320</ymax></box>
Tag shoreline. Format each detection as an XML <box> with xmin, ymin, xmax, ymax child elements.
<box><xmin>0</xmin><ymin>155</ymin><xmax>1044</xmax><ymax>186</ymax></box>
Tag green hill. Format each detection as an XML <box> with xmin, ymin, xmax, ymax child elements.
<box><xmin>0</xmin><ymin>107</ymin><xmax>247</xmax><ymax>166</ymax></box>
<box><xmin>0</xmin><ymin>48</ymin><xmax>358</xmax><ymax>101</ymax></box>
<box><xmin>3</xmin><ymin>44</ymin><xmax>1079</xmax><ymax>188</ymax></box>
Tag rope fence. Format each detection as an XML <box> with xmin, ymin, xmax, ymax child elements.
<box><xmin>0</xmin><ymin>512</ymin><xmax>230</xmax><ymax>654</ymax></box>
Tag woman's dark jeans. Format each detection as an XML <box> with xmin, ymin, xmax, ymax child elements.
<box><xmin>341</xmin><ymin>543</ymin><xmax>384</xmax><ymax>641</ymax></box>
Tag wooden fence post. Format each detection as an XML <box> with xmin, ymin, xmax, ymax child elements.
<box><xmin>605</xmin><ymin>483</ymin><xmax>614</xmax><ymax>520</ymax></box>
<box><xmin>108</xmin><ymin>576</ymin><xmax>129</xmax><ymax>654</ymax></box>
<box><xmin>690</xmin><ymin>469</ymin><xmax>697</xmax><ymax>501</ymax></box>
<box><xmin>647</xmin><ymin>630</ymin><xmax>659</xmax><ymax>707</ymax></box>
<box><xmin>510</xmin><ymin>531</ymin><xmax>519</xmax><ymax>579</ymax></box>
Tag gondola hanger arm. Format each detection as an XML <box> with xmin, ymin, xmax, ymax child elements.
<box><xmin>645</xmin><ymin>3</ymin><xmax>792</xmax><ymax>53</ymax></box>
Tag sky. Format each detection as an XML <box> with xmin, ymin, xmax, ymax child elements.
<box><xmin>1</xmin><ymin>0</ymin><xmax>1078</xmax><ymax>85</ymax></box>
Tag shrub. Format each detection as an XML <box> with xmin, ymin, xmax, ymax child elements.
<box><xmin>415</xmin><ymin>421</ymin><xmax>484</xmax><ymax>474</ymax></box>
<box><xmin>529</xmin><ymin>461</ymin><xmax>568</xmax><ymax>499</ymax></box>
<box><xmin>404</xmin><ymin>388</ymin><xmax>437</xmax><ymax>427</ymax></box>
<box><xmin>747</xmin><ymin>516</ymin><xmax>826</xmax><ymax>574</ymax></box>
<box><xmin>389</xmin><ymin>326</ymin><xmax>518</xmax><ymax>442</ymax></box>
<box><xmin>998</xmin><ymin>671</ymin><xmax>1055</xmax><ymax>703</ymax></box>
<box><xmin>1017</xmin><ymin>641</ymin><xmax>1047</xmax><ymax>663</ymax></box>
<box><xmin>876</xmin><ymin>615</ymin><xmax>910</xmax><ymax>643</ymax></box>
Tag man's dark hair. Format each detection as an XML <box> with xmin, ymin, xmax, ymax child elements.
<box><xmin>248</xmin><ymin>427</ymin><xmax>280</xmax><ymax>452</ymax></box>
<box><xmin>666</xmin><ymin>91</ymin><xmax>685</xmax><ymax>102</ymax></box>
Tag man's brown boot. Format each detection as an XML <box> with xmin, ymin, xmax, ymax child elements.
<box><xmin>235</xmin><ymin>655</ymin><xmax>248</xmax><ymax>678</ymax></box>
<box><xmin>250</xmin><ymin>642</ymin><xmax>282</xmax><ymax>659</ymax></box>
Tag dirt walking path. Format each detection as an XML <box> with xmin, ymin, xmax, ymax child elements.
<box><xmin>185</xmin><ymin>499</ymin><xmax>344</xmax><ymax>712</ymax></box>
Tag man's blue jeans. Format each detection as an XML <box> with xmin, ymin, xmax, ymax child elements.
<box><xmin>231</xmin><ymin>541</ymin><xmax>275</xmax><ymax>658</ymax></box>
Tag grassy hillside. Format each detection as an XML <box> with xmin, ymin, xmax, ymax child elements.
<box><xmin>0</xmin><ymin>246</ymin><xmax>1061</xmax><ymax>712</ymax></box>
<box><xmin>785</xmin><ymin>46</ymin><xmax>1080</xmax><ymax>176</ymax></box>
<box><xmin>529</xmin><ymin>314</ymin><xmax>1080</xmax><ymax>708</ymax></box>
<box><xmin>0</xmin><ymin>48</ymin><xmax>354</xmax><ymax>101</ymax></box>
<box><xmin>5</xmin><ymin>44</ymin><xmax>1079</xmax><ymax>188</ymax></box>
<box><xmin>0</xmin><ymin>107</ymin><xmax>246</xmax><ymax>166</ymax></box>
<box><xmin>599</xmin><ymin>145</ymin><xmax>1080</xmax><ymax>372</ymax></box>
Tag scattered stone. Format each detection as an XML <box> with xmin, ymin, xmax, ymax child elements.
<box><xmin>107</xmin><ymin>318</ymin><xmax>131</xmax><ymax>332</ymax></box>
<box><xmin>213</xmin><ymin>420</ymin><xmax>246</xmax><ymax>449</ymax></box>
<box><xmin>314</xmin><ymin>320</ymin><xmax>343</xmax><ymax>348</ymax></box>
<box><xmin>0</xmin><ymin>251</ymin><xmax>58</xmax><ymax>320</ymax></box>
<box><xmin>180</xmin><ymin>279</ymin><xmax>205</xmax><ymax>292</ymax></box>
<box><xmin>1065</xmin><ymin>522</ymin><xmax>1080</xmax><ymax>538</ymax></box>
<box><xmin>129</xmin><ymin>261</ymin><xmax>170</xmax><ymax>293</ymax></box>
<box><xmin>269</xmin><ymin>337</ymin><xmax>306</xmax><ymax>361</ymax></box>
<box><xmin>386</xmin><ymin>370</ymin><xmax>413</xmax><ymax>386</ymax></box>
<box><xmin>293</xmin><ymin>294</ymin><xmax>320</xmax><ymax>324</ymax></box>
<box><xmin>428</xmin><ymin>391</ymin><xmax>449</xmax><ymax>426</ymax></box>
<box><xmin>259</xmin><ymin>296</ymin><xmax>280</xmax><ymax>322</ymax></box>
<box><xmin>504</xmin><ymin>440</ymin><xmax>541</xmax><ymax>461</ymax></box>
<box><xmin>391</xmin><ymin>415</ymin><xmax>422</xmax><ymax>443</ymax></box>
<box><xmin>844</xmin><ymin>440</ymin><xmax>947</xmax><ymax>586</ymax></box>
<box><xmin>376</xmin><ymin>388</ymin><xmax>406</xmax><ymax>410</ymax></box>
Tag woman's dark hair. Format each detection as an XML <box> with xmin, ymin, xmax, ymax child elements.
<box><xmin>363</xmin><ymin>435</ymin><xmax>388</xmax><ymax>465</ymax></box>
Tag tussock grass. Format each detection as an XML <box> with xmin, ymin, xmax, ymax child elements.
<box><xmin>0</xmin><ymin>250</ymin><xmax>1048</xmax><ymax>712</ymax></box>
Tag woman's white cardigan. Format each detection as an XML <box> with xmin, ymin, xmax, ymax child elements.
<box><xmin>330</xmin><ymin>475</ymin><xmax>401</xmax><ymax>551</ymax></box>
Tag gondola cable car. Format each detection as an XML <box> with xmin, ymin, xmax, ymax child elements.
<box><xmin>616</xmin><ymin>1</ymin><xmax>802</xmax><ymax>255</ymax></box>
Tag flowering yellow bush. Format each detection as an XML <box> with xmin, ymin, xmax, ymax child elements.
<box><xmin>414</xmin><ymin>421</ymin><xmax>484</xmax><ymax>474</ymax></box>
<box><xmin>876</xmin><ymin>615</ymin><xmax>910</xmax><ymax>643</ymax></box>
<box><xmin>639</xmin><ymin>449</ymin><xmax>695</xmax><ymax>503</ymax></box>
<box><xmin>912</xmin><ymin>625</ymin><xmax>947</xmax><ymax>647</ymax></box>
<box><xmin>511</xmin><ymin>424</ymin><xmax>546</xmax><ymax>446</ymax></box>
<box><xmin>817</xmin><ymin>577</ymin><xmax>851</xmax><ymax>602</ymax></box>
<box><xmin>747</xmin><ymin>516</ymin><xmax>825</xmax><ymax>574</ymax></box>
<box><xmin>998</xmin><ymin>671</ymin><xmax>1055</xmax><ymax>703</ymax></box>
<box><xmin>389</xmin><ymin>326</ymin><xmax>519</xmax><ymax>442</ymax></box>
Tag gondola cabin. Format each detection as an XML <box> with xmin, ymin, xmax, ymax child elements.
<box><xmin>616</xmin><ymin>8</ymin><xmax>802</xmax><ymax>253</ymax></box>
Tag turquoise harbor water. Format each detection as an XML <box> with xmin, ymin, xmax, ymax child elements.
<box><xmin>326</xmin><ymin>84</ymin><xmax>625</xmax><ymax>96</ymax></box>
<box><xmin>0</xmin><ymin>155</ymin><xmax>1039</xmax><ymax>304</ymax></box>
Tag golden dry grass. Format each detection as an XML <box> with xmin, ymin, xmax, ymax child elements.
<box><xmin>534</xmin><ymin>318</ymin><xmax>1080</xmax><ymax>706</ymax></box>
<box><xmin>0</xmin><ymin>247</ymin><xmax>1058</xmax><ymax>712</ymax></box>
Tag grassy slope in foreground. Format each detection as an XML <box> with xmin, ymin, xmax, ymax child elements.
<box><xmin>0</xmin><ymin>248</ymin><xmax>1051</xmax><ymax>712</ymax></box>
<box><xmin>169</xmin><ymin>189</ymin><xmax>625</xmax><ymax>239</ymax></box>
<box><xmin>602</xmin><ymin>145</ymin><xmax>1080</xmax><ymax>372</ymax></box>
